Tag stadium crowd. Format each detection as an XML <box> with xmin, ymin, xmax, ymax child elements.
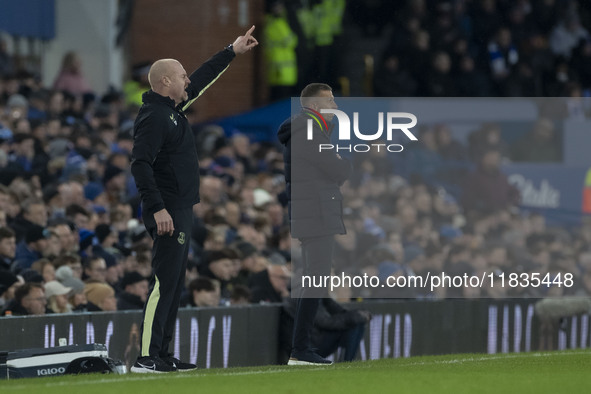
<box><xmin>366</xmin><ymin>0</ymin><xmax>591</xmax><ymax>98</ymax></box>
<box><xmin>0</xmin><ymin>0</ymin><xmax>590</xmax><ymax>335</ymax></box>
<box><xmin>264</xmin><ymin>0</ymin><xmax>591</xmax><ymax>100</ymax></box>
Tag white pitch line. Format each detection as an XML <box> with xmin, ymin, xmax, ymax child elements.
<box><xmin>3</xmin><ymin>351</ymin><xmax>590</xmax><ymax>391</ymax></box>
<box><xmin>401</xmin><ymin>350</ymin><xmax>591</xmax><ymax>367</ymax></box>
<box><xmin>2</xmin><ymin>366</ymin><xmax>330</xmax><ymax>390</ymax></box>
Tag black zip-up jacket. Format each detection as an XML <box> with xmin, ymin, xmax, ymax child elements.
<box><xmin>131</xmin><ymin>48</ymin><xmax>235</xmax><ymax>216</ymax></box>
<box><xmin>277</xmin><ymin>111</ymin><xmax>352</xmax><ymax>238</ymax></box>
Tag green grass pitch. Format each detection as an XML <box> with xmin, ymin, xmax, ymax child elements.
<box><xmin>1</xmin><ymin>350</ymin><xmax>589</xmax><ymax>394</ymax></box>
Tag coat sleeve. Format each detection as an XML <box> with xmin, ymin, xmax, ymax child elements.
<box><xmin>130</xmin><ymin>111</ymin><xmax>168</xmax><ymax>215</ymax></box>
<box><xmin>181</xmin><ymin>49</ymin><xmax>236</xmax><ymax>111</ymax></box>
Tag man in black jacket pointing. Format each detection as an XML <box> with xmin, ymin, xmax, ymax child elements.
<box><xmin>130</xmin><ymin>26</ymin><xmax>258</xmax><ymax>374</ymax></box>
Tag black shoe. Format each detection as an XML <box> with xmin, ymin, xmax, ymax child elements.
<box><xmin>161</xmin><ymin>355</ymin><xmax>197</xmax><ymax>372</ymax></box>
<box><xmin>287</xmin><ymin>351</ymin><xmax>333</xmax><ymax>366</ymax></box>
<box><xmin>130</xmin><ymin>356</ymin><xmax>177</xmax><ymax>373</ymax></box>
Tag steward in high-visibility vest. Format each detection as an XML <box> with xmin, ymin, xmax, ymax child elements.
<box><xmin>312</xmin><ymin>0</ymin><xmax>333</xmax><ymax>47</ymax></box>
<box><xmin>123</xmin><ymin>80</ymin><xmax>148</xmax><ymax>107</ymax></box>
<box><xmin>123</xmin><ymin>62</ymin><xmax>151</xmax><ymax>107</ymax></box>
<box><xmin>327</xmin><ymin>0</ymin><xmax>345</xmax><ymax>37</ymax></box>
<box><xmin>297</xmin><ymin>3</ymin><xmax>315</xmax><ymax>50</ymax></box>
<box><xmin>310</xmin><ymin>0</ymin><xmax>345</xmax><ymax>87</ymax></box>
<box><xmin>264</xmin><ymin>9</ymin><xmax>298</xmax><ymax>88</ymax></box>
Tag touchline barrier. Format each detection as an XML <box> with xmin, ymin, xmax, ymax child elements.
<box><xmin>0</xmin><ymin>299</ymin><xmax>588</xmax><ymax>369</ymax></box>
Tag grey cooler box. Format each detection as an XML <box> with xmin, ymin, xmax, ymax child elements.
<box><xmin>1</xmin><ymin>343</ymin><xmax>125</xmax><ymax>379</ymax></box>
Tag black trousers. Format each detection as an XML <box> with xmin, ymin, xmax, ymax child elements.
<box><xmin>139</xmin><ymin>206</ymin><xmax>192</xmax><ymax>358</ymax></box>
<box><xmin>292</xmin><ymin>234</ymin><xmax>334</xmax><ymax>355</ymax></box>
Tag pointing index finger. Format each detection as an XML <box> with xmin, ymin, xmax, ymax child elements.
<box><xmin>245</xmin><ymin>25</ymin><xmax>255</xmax><ymax>37</ymax></box>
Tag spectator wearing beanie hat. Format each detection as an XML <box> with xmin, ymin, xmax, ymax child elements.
<box><xmin>94</xmin><ymin>224</ymin><xmax>118</xmax><ymax>249</ymax></box>
<box><xmin>84</xmin><ymin>182</ymin><xmax>105</xmax><ymax>203</ymax></box>
<box><xmin>19</xmin><ymin>268</ymin><xmax>44</xmax><ymax>284</ymax></box>
<box><xmin>56</xmin><ymin>266</ymin><xmax>85</xmax><ymax>291</ymax></box>
<box><xmin>78</xmin><ymin>229</ymin><xmax>95</xmax><ymax>257</ymax></box>
<box><xmin>84</xmin><ymin>282</ymin><xmax>117</xmax><ymax>311</ymax></box>
<box><xmin>56</xmin><ymin>266</ymin><xmax>88</xmax><ymax>312</ymax></box>
<box><xmin>117</xmin><ymin>271</ymin><xmax>148</xmax><ymax>310</ymax></box>
<box><xmin>44</xmin><ymin>280</ymin><xmax>72</xmax><ymax>314</ymax></box>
